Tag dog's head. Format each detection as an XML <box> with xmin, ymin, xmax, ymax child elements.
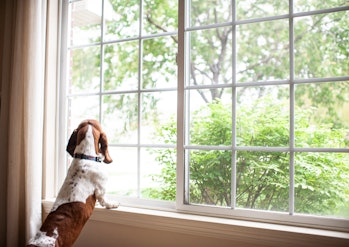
<box><xmin>66</xmin><ymin>119</ymin><xmax>113</xmax><ymax>164</ymax></box>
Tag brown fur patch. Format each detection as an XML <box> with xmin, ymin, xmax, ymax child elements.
<box><xmin>39</xmin><ymin>195</ymin><xmax>96</xmax><ymax>247</ymax></box>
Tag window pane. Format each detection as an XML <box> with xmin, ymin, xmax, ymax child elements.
<box><xmin>236</xmin><ymin>85</ymin><xmax>289</xmax><ymax>147</ymax></box>
<box><xmin>295</xmin><ymin>152</ymin><xmax>349</xmax><ymax>217</ymax></box>
<box><xmin>141</xmin><ymin>148</ymin><xmax>176</xmax><ymax>201</ymax></box>
<box><xmin>237</xmin><ymin>0</ymin><xmax>288</xmax><ymax>20</ymax></box>
<box><xmin>236</xmin><ymin>151</ymin><xmax>289</xmax><ymax>212</ymax></box>
<box><xmin>188</xmin><ymin>28</ymin><xmax>232</xmax><ymax>86</ymax></box>
<box><xmin>143</xmin><ymin>0</ymin><xmax>178</xmax><ymax>34</ymax></box>
<box><xmin>189</xmin><ymin>150</ymin><xmax>232</xmax><ymax>207</ymax></box>
<box><xmin>141</xmin><ymin>91</ymin><xmax>177</xmax><ymax>144</ymax></box>
<box><xmin>106</xmin><ymin>147</ymin><xmax>138</xmax><ymax>197</ymax></box>
<box><xmin>70</xmin><ymin>0</ymin><xmax>102</xmax><ymax>46</ymax></box>
<box><xmin>294</xmin><ymin>0</ymin><xmax>348</xmax><ymax>13</ymax></box>
<box><xmin>187</xmin><ymin>89</ymin><xmax>232</xmax><ymax>146</ymax></box>
<box><xmin>237</xmin><ymin>19</ymin><xmax>289</xmax><ymax>82</ymax></box>
<box><xmin>68</xmin><ymin>96</ymin><xmax>100</xmax><ymax>130</ymax></box>
<box><xmin>294</xmin><ymin>11</ymin><xmax>349</xmax><ymax>79</ymax></box>
<box><xmin>104</xmin><ymin>0</ymin><xmax>139</xmax><ymax>41</ymax></box>
<box><xmin>189</xmin><ymin>0</ymin><xmax>232</xmax><ymax>27</ymax></box>
<box><xmin>295</xmin><ymin>82</ymin><xmax>349</xmax><ymax>148</ymax></box>
<box><xmin>142</xmin><ymin>36</ymin><xmax>178</xmax><ymax>89</ymax></box>
<box><xmin>102</xmin><ymin>93</ymin><xmax>138</xmax><ymax>144</ymax></box>
<box><xmin>103</xmin><ymin>41</ymin><xmax>139</xmax><ymax>91</ymax></box>
<box><xmin>69</xmin><ymin>46</ymin><xmax>100</xmax><ymax>94</ymax></box>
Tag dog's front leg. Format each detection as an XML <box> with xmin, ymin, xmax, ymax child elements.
<box><xmin>95</xmin><ymin>187</ymin><xmax>119</xmax><ymax>209</ymax></box>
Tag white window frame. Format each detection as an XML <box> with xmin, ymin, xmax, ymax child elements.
<box><xmin>176</xmin><ymin>0</ymin><xmax>349</xmax><ymax>232</ymax></box>
<box><xmin>57</xmin><ymin>0</ymin><xmax>349</xmax><ymax>232</ymax></box>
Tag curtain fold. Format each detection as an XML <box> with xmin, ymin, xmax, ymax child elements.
<box><xmin>0</xmin><ymin>0</ymin><xmax>48</xmax><ymax>246</ymax></box>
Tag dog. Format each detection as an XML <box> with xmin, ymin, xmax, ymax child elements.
<box><xmin>28</xmin><ymin>119</ymin><xmax>119</xmax><ymax>247</ymax></box>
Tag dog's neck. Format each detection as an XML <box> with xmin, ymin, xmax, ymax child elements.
<box><xmin>74</xmin><ymin>125</ymin><xmax>100</xmax><ymax>158</ymax></box>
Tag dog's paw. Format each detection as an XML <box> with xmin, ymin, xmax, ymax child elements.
<box><xmin>105</xmin><ymin>201</ymin><xmax>120</xmax><ymax>209</ymax></box>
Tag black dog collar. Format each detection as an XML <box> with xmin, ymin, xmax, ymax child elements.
<box><xmin>74</xmin><ymin>153</ymin><xmax>102</xmax><ymax>163</ymax></box>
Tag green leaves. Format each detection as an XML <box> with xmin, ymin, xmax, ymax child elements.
<box><xmin>295</xmin><ymin>152</ymin><xmax>349</xmax><ymax>216</ymax></box>
<box><xmin>191</xmin><ymin>100</ymin><xmax>232</xmax><ymax>146</ymax></box>
<box><xmin>151</xmin><ymin>100</ymin><xmax>349</xmax><ymax>216</ymax></box>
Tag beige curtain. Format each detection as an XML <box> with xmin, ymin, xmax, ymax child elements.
<box><xmin>0</xmin><ymin>0</ymin><xmax>58</xmax><ymax>246</ymax></box>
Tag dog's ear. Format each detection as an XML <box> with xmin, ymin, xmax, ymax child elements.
<box><xmin>99</xmin><ymin>132</ymin><xmax>112</xmax><ymax>163</ymax></box>
<box><xmin>66</xmin><ymin>129</ymin><xmax>78</xmax><ymax>157</ymax></box>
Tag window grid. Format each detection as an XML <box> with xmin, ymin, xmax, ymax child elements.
<box><xmin>62</xmin><ymin>0</ymin><xmax>349</xmax><ymax>231</ymax></box>
<box><xmin>65</xmin><ymin>0</ymin><xmax>178</xmax><ymax>200</ymax></box>
<box><xmin>178</xmin><ymin>0</ymin><xmax>349</xmax><ymax>228</ymax></box>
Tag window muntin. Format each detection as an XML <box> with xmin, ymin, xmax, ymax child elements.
<box><xmin>62</xmin><ymin>0</ymin><xmax>349</xmax><ymax>229</ymax></box>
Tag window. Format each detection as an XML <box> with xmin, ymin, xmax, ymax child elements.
<box><xmin>60</xmin><ymin>0</ymin><xmax>349</xmax><ymax>230</ymax></box>
<box><xmin>61</xmin><ymin>0</ymin><xmax>178</xmax><ymax>205</ymax></box>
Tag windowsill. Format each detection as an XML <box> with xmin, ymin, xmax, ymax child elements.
<box><xmin>42</xmin><ymin>199</ymin><xmax>349</xmax><ymax>246</ymax></box>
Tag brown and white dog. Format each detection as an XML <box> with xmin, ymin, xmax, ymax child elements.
<box><xmin>28</xmin><ymin>119</ymin><xmax>119</xmax><ymax>247</ymax></box>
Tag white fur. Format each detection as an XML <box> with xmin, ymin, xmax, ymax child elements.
<box><xmin>52</xmin><ymin>126</ymin><xmax>118</xmax><ymax>212</ymax></box>
<box><xmin>28</xmin><ymin>228</ymin><xmax>58</xmax><ymax>247</ymax></box>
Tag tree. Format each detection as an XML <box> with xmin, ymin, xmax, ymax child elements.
<box><xmin>71</xmin><ymin>0</ymin><xmax>349</xmax><ymax>130</ymax></box>
<box><xmin>150</xmin><ymin>99</ymin><xmax>349</xmax><ymax>216</ymax></box>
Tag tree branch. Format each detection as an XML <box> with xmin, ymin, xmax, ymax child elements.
<box><xmin>145</xmin><ymin>14</ymin><xmax>178</xmax><ymax>44</ymax></box>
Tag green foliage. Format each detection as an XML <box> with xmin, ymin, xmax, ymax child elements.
<box><xmin>191</xmin><ymin>101</ymin><xmax>232</xmax><ymax>146</ymax></box>
<box><xmin>236</xmin><ymin>153</ymin><xmax>289</xmax><ymax>211</ymax></box>
<box><xmin>189</xmin><ymin>149</ymin><xmax>232</xmax><ymax>206</ymax></box>
<box><xmin>150</xmin><ymin>100</ymin><xmax>349</xmax><ymax>216</ymax></box>
<box><xmin>71</xmin><ymin>46</ymin><xmax>100</xmax><ymax>92</ymax></box>
<box><xmin>71</xmin><ymin>0</ymin><xmax>349</xmax><ymax>137</ymax></box>
<box><xmin>144</xmin><ymin>120</ymin><xmax>177</xmax><ymax>201</ymax></box>
<box><xmin>294</xmin><ymin>10</ymin><xmax>349</xmax><ymax>79</ymax></box>
<box><xmin>140</xmin><ymin>2</ymin><xmax>349</xmax><ymax>215</ymax></box>
<box><xmin>295</xmin><ymin>152</ymin><xmax>349</xmax><ymax>215</ymax></box>
<box><xmin>237</xmin><ymin>95</ymin><xmax>290</xmax><ymax>147</ymax></box>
